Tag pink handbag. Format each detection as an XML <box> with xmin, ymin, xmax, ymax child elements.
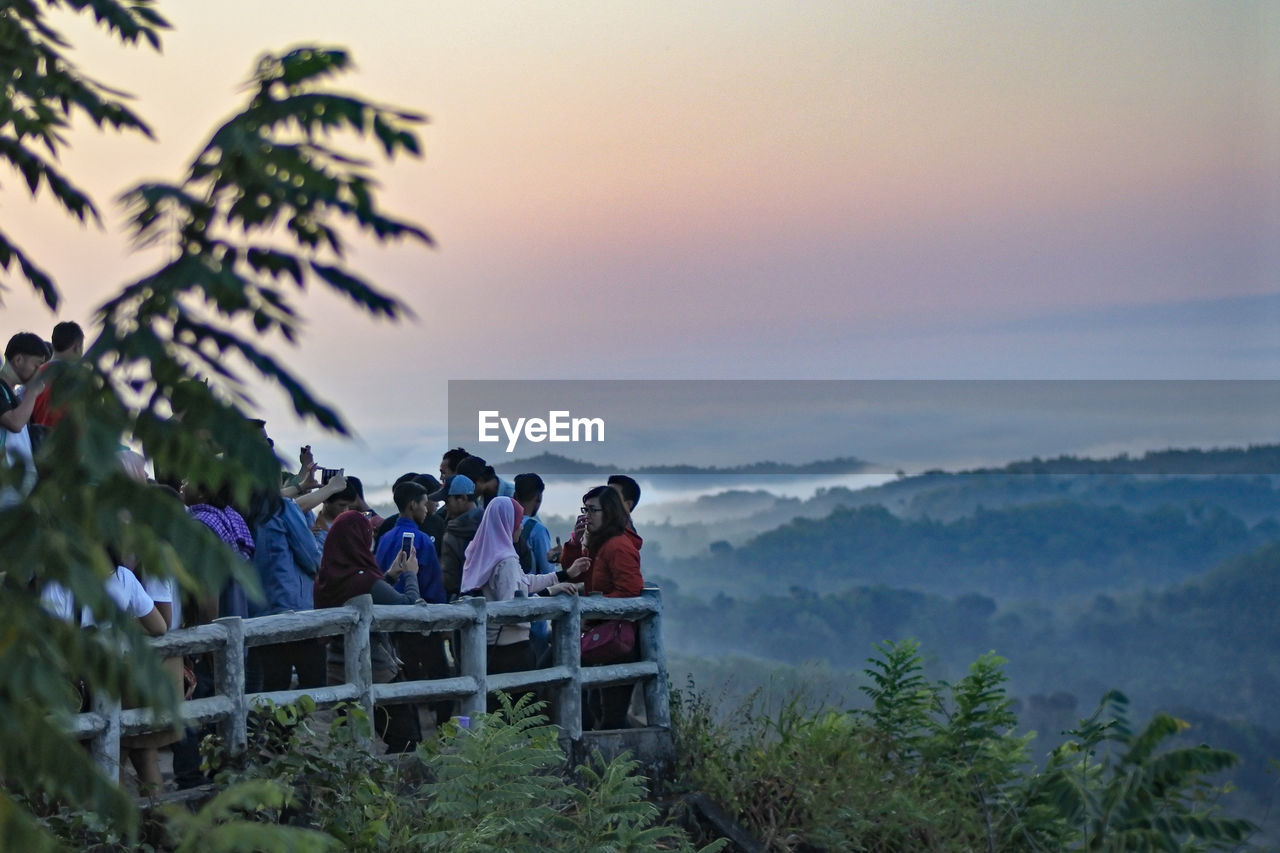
<box><xmin>580</xmin><ymin>620</ymin><xmax>637</xmax><ymax>665</ymax></box>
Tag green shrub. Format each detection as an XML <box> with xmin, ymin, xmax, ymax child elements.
<box><xmin>671</xmin><ymin>641</ymin><xmax>1259</xmax><ymax>852</ymax></box>
<box><xmin>198</xmin><ymin>694</ymin><xmax>720</xmax><ymax>853</ymax></box>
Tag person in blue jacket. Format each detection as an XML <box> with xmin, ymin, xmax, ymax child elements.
<box><xmin>375</xmin><ymin>479</ymin><xmax>450</xmax><ymax>725</ymax></box>
<box><xmin>374</xmin><ymin>480</ymin><xmax>446</xmax><ymax>603</ymax></box>
<box><xmin>246</xmin><ymin>488</ymin><xmax>325</xmax><ymax>692</ymax></box>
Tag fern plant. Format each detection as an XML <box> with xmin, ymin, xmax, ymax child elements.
<box><xmin>412</xmin><ymin>694</ymin><xmax>721</xmax><ymax>853</ymax></box>
<box><xmin>925</xmin><ymin>651</ymin><xmax>1035</xmax><ymax>849</ymax></box>
<box><xmin>859</xmin><ymin>638</ymin><xmax>937</xmax><ymax>764</ymax></box>
<box><xmin>554</xmin><ymin>751</ymin><xmax>717</xmax><ymax>853</ymax></box>
<box><xmin>409</xmin><ymin>694</ymin><xmax>564</xmax><ymax>852</ymax></box>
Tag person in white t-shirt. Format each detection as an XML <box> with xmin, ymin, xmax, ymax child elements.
<box><xmin>124</xmin><ymin>569</ymin><xmax>183</xmax><ymax>790</ymax></box>
<box><xmin>40</xmin><ymin>566</ymin><xmax>166</xmax><ymax>635</ymax></box>
<box><xmin>40</xmin><ymin>563</ymin><xmax>169</xmax><ymax>787</ymax></box>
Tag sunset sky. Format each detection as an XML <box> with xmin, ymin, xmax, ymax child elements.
<box><xmin>4</xmin><ymin>2</ymin><xmax>1278</xmax><ymax>478</ymax></box>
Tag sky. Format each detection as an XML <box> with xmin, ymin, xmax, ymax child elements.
<box><xmin>3</xmin><ymin>2</ymin><xmax>1278</xmax><ymax>480</ymax></box>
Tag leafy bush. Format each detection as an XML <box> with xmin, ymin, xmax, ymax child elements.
<box><xmin>671</xmin><ymin>641</ymin><xmax>1259</xmax><ymax>852</ymax></box>
<box><xmin>197</xmin><ymin>694</ymin><xmax>721</xmax><ymax>852</ymax></box>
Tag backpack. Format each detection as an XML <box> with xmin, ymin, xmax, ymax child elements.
<box><xmin>516</xmin><ymin>517</ymin><xmax>537</xmax><ymax>574</ymax></box>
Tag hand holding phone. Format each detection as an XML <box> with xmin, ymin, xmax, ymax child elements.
<box><xmin>401</xmin><ymin>532</ymin><xmax>414</xmax><ymax>556</ymax></box>
<box><xmin>390</xmin><ymin>545</ymin><xmax>417</xmax><ymax>578</ymax></box>
<box><xmin>571</xmin><ymin>515</ymin><xmax>588</xmax><ymax>543</ymax></box>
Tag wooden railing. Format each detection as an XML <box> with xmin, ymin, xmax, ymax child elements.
<box><xmin>72</xmin><ymin>588</ymin><xmax>671</xmax><ymax>777</ymax></box>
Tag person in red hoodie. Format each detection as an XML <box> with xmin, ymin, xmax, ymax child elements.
<box><xmin>30</xmin><ymin>321</ymin><xmax>83</xmax><ymax>430</ymax></box>
<box><xmin>560</xmin><ymin>485</ymin><xmax>643</xmax><ymax>729</ymax></box>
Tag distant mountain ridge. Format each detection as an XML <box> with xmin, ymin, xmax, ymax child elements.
<box><xmin>493</xmin><ymin>444</ymin><xmax>1280</xmax><ymax>479</ymax></box>
<box><xmin>979</xmin><ymin>443</ymin><xmax>1280</xmax><ymax>476</ymax></box>
<box><xmin>492</xmin><ymin>452</ymin><xmax>872</xmax><ymax>477</ymax></box>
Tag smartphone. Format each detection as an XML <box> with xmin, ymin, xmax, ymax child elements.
<box><xmin>401</xmin><ymin>532</ymin><xmax>414</xmax><ymax>556</ymax></box>
<box><xmin>321</xmin><ymin>467</ymin><xmax>341</xmax><ymax>485</ymax></box>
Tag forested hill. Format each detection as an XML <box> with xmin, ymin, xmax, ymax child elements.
<box><xmin>810</xmin><ymin>446</ymin><xmax>1280</xmax><ymax>523</ymax></box>
<box><xmin>991</xmin><ymin>444</ymin><xmax>1280</xmax><ymax>475</ymax></box>
<box><xmin>618</xmin><ymin>447</ymin><xmax>1280</xmax><ymax>563</ymax></box>
<box><xmin>650</xmin><ymin>448</ymin><xmax>1280</xmax><ymax>843</ymax></box>
<box><xmin>664</xmin><ymin>545</ymin><xmax>1280</xmax><ymax>845</ymax></box>
<box><xmin>861</xmin><ymin>469</ymin><xmax>1280</xmax><ymax>524</ymax></box>
<box><xmin>664</xmin><ymin>541</ymin><xmax>1280</xmax><ymax>734</ymax></box>
<box><xmin>495</xmin><ymin>452</ymin><xmax>870</xmax><ymax>477</ymax></box>
<box><xmin>662</xmin><ymin>500</ymin><xmax>1279</xmax><ymax>600</ymax></box>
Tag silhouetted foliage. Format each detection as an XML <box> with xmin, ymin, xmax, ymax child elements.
<box><xmin>0</xmin><ymin>4</ymin><xmax>427</xmax><ymax>846</ymax></box>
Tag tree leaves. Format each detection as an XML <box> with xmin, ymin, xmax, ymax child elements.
<box><xmin>0</xmin><ymin>12</ymin><xmax>431</xmax><ymax>848</ymax></box>
<box><xmin>0</xmin><ymin>228</ymin><xmax>58</xmax><ymax>308</ymax></box>
<box><xmin>0</xmin><ymin>0</ymin><xmax>165</xmax><ymax>307</ymax></box>
<box><xmin>1026</xmin><ymin>690</ymin><xmax>1258</xmax><ymax>851</ymax></box>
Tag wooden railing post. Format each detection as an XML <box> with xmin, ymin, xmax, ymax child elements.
<box><xmin>639</xmin><ymin>588</ymin><xmax>671</xmax><ymax>729</ymax></box>
<box><xmin>458</xmin><ymin>597</ymin><xmax>487</xmax><ymax>717</ymax></box>
<box><xmin>555</xmin><ymin>594</ymin><xmax>583</xmax><ymax>740</ymax></box>
<box><xmin>213</xmin><ymin>615</ymin><xmax>247</xmax><ymax>754</ymax></box>
<box><xmin>90</xmin><ymin>692</ymin><xmax>121</xmax><ymax>779</ymax></box>
<box><xmin>344</xmin><ymin>595</ymin><xmax>375</xmax><ymax>739</ymax></box>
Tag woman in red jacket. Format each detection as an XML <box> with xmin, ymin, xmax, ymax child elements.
<box><xmin>561</xmin><ymin>485</ymin><xmax>643</xmax><ymax>728</ymax></box>
<box><xmin>562</xmin><ymin>486</ymin><xmax>643</xmax><ymax>597</ymax></box>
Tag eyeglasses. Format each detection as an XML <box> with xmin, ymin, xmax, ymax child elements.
<box><xmin>580</xmin><ymin>506</ymin><xmax>603</xmax><ymax>514</ymax></box>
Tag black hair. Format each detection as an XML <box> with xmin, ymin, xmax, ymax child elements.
<box><xmin>413</xmin><ymin>473</ymin><xmax>441</xmax><ymax>493</ymax></box>
<box><xmin>455</xmin><ymin>456</ymin><xmax>488</xmax><ymax>482</ymax></box>
<box><xmin>393</xmin><ymin>471</ymin><xmax>420</xmax><ymax>488</ymax></box>
<box><xmin>184</xmin><ymin>477</ymin><xmax>236</xmax><ymax>510</ymax></box>
<box><xmin>325</xmin><ymin>481</ymin><xmax>359</xmax><ymax>505</ymax></box>
<box><xmin>441</xmin><ymin>447</ymin><xmax>469</xmax><ymax>471</ymax></box>
<box><xmin>607</xmin><ymin>474</ymin><xmax>641</xmax><ymax>508</ymax></box>
<box><xmin>393</xmin><ymin>480</ymin><xmax>429</xmax><ymax>511</ymax></box>
<box><xmin>154</xmin><ymin>483</ymin><xmax>183</xmax><ymax>503</ymax></box>
<box><xmin>50</xmin><ymin>321</ymin><xmax>84</xmax><ymax>353</ymax></box>
<box><xmin>247</xmin><ymin>487</ymin><xmax>283</xmax><ymax>526</ymax></box>
<box><xmin>345</xmin><ymin>475</ymin><xmax>365</xmax><ymax>500</ymax></box>
<box><xmin>5</xmin><ymin>331</ymin><xmax>46</xmax><ymax>361</ymax></box>
<box><xmin>513</xmin><ymin>472</ymin><xmax>545</xmax><ymax>502</ymax></box>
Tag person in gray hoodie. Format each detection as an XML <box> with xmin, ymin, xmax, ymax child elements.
<box><xmin>431</xmin><ymin>474</ymin><xmax>482</xmax><ymax>598</ymax></box>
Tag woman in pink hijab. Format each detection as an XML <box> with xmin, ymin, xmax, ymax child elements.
<box><xmin>462</xmin><ymin>496</ymin><xmax>576</xmax><ymax>678</ymax></box>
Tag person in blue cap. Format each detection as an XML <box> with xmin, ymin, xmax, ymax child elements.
<box><xmin>431</xmin><ymin>473</ymin><xmax>481</xmax><ymax>598</ymax></box>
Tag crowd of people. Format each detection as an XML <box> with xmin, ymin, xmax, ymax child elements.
<box><xmin>4</xmin><ymin>327</ymin><xmax>649</xmax><ymax>792</ymax></box>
